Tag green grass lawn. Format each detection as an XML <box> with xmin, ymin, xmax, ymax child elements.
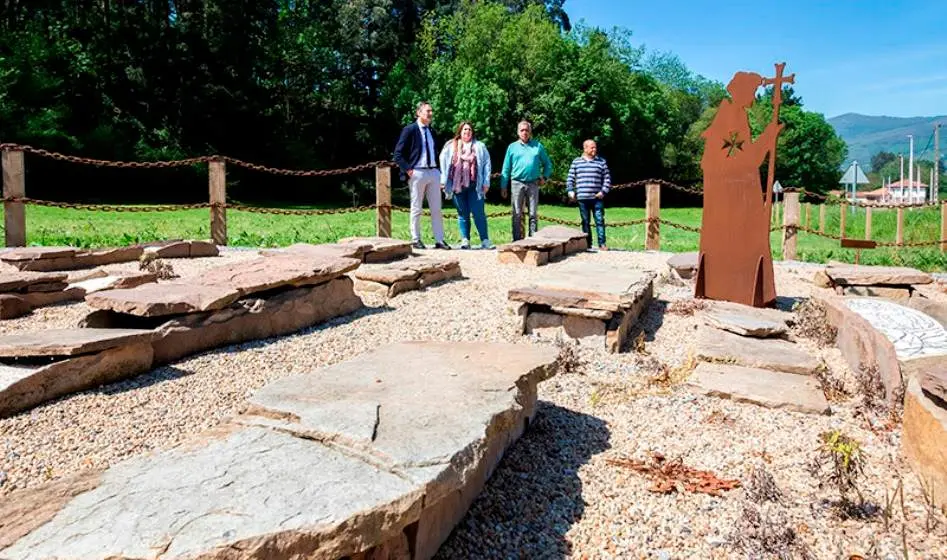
<box><xmin>5</xmin><ymin>202</ymin><xmax>947</xmax><ymax>272</ymax></box>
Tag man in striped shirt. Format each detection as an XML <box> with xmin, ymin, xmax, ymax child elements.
<box><xmin>566</xmin><ymin>140</ymin><xmax>611</xmax><ymax>250</ymax></box>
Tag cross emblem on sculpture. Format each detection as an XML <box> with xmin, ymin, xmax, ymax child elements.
<box><xmin>723</xmin><ymin>131</ymin><xmax>744</xmax><ymax>157</ymax></box>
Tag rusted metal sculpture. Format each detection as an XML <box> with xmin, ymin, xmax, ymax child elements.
<box><xmin>695</xmin><ymin>63</ymin><xmax>794</xmax><ymax>307</ymax></box>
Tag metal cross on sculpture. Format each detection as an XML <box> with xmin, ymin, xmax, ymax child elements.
<box><xmin>695</xmin><ymin>63</ymin><xmax>794</xmax><ymax>308</ymax></box>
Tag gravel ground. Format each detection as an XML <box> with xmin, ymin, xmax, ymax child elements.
<box><xmin>1</xmin><ymin>248</ymin><xmax>946</xmax><ymax>558</ymax></box>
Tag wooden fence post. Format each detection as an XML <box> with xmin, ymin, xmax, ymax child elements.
<box><xmin>2</xmin><ymin>149</ymin><xmax>25</xmax><ymax>247</ymax></box>
<box><xmin>376</xmin><ymin>165</ymin><xmax>392</xmax><ymax>238</ymax></box>
<box><xmin>941</xmin><ymin>202</ymin><xmax>947</xmax><ymax>253</ymax></box>
<box><xmin>782</xmin><ymin>192</ymin><xmax>800</xmax><ymax>261</ymax></box>
<box><xmin>645</xmin><ymin>182</ymin><xmax>660</xmax><ymax>251</ymax></box>
<box><xmin>896</xmin><ymin>207</ymin><xmax>904</xmax><ymax>246</ymax></box>
<box><xmin>840</xmin><ymin>203</ymin><xmax>847</xmax><ymax>239</ymax></box>
<box><xmin>865</xmin><ymin>206</ymin><xmax>872</xmax><ymax>240</ymax></box>
<box><xmin>208</xmin><ymin>158</ymin><xmax>227</xmax><ymax>246</ymax></box>
<box><xmin>819</xmin><ymin>204</ymin><xmax>826</xmax><ymax>233</ymax></box>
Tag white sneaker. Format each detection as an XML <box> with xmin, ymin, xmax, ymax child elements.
<box><xmin>460</xmin><ymin>238</ymin><xmax>471</xmax><ymax>249</ymax></box>
<box><xmin>481</xmin><ymin>240</ymin><xmax>496</xmax><ymax>249</ymax></box>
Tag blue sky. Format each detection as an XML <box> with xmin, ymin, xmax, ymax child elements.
<box><xmin>565</xmin><ymin>0</ymin><xmax>947</xmax><ymax>118</ymax></box>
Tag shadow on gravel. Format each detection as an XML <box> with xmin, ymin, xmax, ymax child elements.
<box><xmin>435</xmin><ymin>402</ymin><xmax>610</xmax><ymax>559</ymax></box>
<box><xmin>90</xmin><ymin>365</ymin><xmax>194</xmax><ymax>396</ymax></box>
<box><xmin>627</xmin><ymin>298</ymin><xmax>668</xmax><ymax>348</ymax></box>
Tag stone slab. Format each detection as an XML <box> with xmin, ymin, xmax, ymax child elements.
<box><xmin>65</xmin><ymin>269</ymin><xmax>108</xmax><ymax>284</ymax></box>
<box><xmin>902</xmin><ymin>377</ymin><xmax>947</xmax><ymax>514</ymax></box>
<box><xmin>0</xmin><ymin>328</ymin><xmax>156</xmax><ymax>358</ymax></box>
<box><xmin>20</xmin><ymin>287</ymin><xmax>85</xmax><ymax>308</ymax></box>
<box><xmin>199</xmin><ymin>254</ymin><xmax>360</xmax><ymax>297</ymax></box>
<box><xmin>260</xmin><ymin>242</ymin><xmax>371</xmax><ymax>260</ymax></box>
<box><xmin>667</xmin><ymin>252</ymin><xmax>698</xmax><ymax>279</ymax></box>
<box><xmin>825</xmin><ymin>264</ymin><xmax>933</xmax><ymax>286</ymax></box>
<box><xmin>0</xmin><ymin>271</ymin><xmax>69</xmax><ymax>293</ymax></box>
<box><xmin>533</xmin><ymin>225</ymin><xmax>587</xmax><ymax>242</ymax></box>
<box><xmin>687</xmin><ymin>362</ymin><xmax>830</xmax><ymax>415</ymax></box>
<box><xmin>85</xmin><ymin>282</ymin><xmax>242</xmax><ymax>317</ymax></box>
<box><xmin>69</xmin><ymin>271</ymin><xmax>158</xmax><ymax>295</ymax></box>
<box><xmin>338</xmin><ymin>237</ymin><xmax>413</xmax><ymax>263</ymax></box>
<box><xmin>844</xmin><ymin>298</ymin><xmax>947</xmax><ymax>361</ymax></box>
<box><xmin>24</xmin><ymin>281</ymin><xmax>67</xmax><ymax>293</ymax></box>
<box><xmin>143</xmin><ymin>240</ymin><xmax>219</xmax><ymax>259</ymax></box>
<box><xmin>149</xmin><ymin>277</ymin><xmax>363</xmax><ymax>366</ymax></box>
<box><xmin>695</xmin><ymin>326</ymin><xmax>820</xmax><ymax>375</ymax></box>
<box><xmin>702</xmin><ymin>304</ymin><xmax>789</xmax><ymax>338</ymax></box>
<box><xmin>497</xmin><ymin>249</ymin><xmax>549</xmax><ymax>266</ymax></box>
<box><xmin>2</xmin><ymin>247</ymin><xmax>146</xmax><ymax>272</ymax></box>
<box><xmin>0</xmin><ymin>295</ymin><xmax>32</xmax><ymax>320</ymax></box>
<box><xmin>509</xmin><ymin>262</ymin><xmax>655</xmax><ymax>313</ymax></box>
<box><xmin>0</xmin><ymin>342</ymin><xmax>154</xmax><ymax>418</ymax></box>
<box><xmin>819</xmin><ymin>295</ymin><xmax>903</xmax><ymax>405</ymax></box>
<box><xmin>355</xmin><ymin>258</ymin><xmax>461</xmax><ymax>288</ymax></box>
<box><xmin>0</xmin><ymin>247</ymin><xmax>76</xmax><ymax>262</ymax></box>
<box><xmin>497</xmin><ymin>238</ymin><xmax>564</xmax><ymax>253</ymax></box>
<box><xmin>1</xmin><ymin>341</ymin><xmax>558</xmax><ymax>559</ymax></box>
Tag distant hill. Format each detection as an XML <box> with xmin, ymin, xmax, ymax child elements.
<box><xmin>828</xmin><ymin>113</ymin><xmax>946</xmax><ymax>169</ymax></box>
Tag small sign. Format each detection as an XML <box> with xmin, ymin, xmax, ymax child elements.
<box><xmin>773</xmin><ymin>180</ymin><xmax>783</xmax><ymax>193</ymax></box>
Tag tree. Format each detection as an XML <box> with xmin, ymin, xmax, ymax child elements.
<box><xmin>871</xmin><ymin>151</ymin><xmax>897</xmax><ymax>173</ymax></box>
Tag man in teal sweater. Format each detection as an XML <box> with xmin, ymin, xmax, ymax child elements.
<box><xmin>500</xmin><ymin>120</ymin><xmax>553</xmax><ymax>240</ymax></box>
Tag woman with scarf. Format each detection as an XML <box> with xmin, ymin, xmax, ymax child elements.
<box><xmin>439</xmin><ymin>121</ymin><xmax>494</xmax><ymax>249</ymax></box>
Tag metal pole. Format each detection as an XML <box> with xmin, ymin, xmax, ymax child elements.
<box><xmin>909</xmin><ymin>134</ymin><xmax>914</xmax><ymax>203</ymax></box>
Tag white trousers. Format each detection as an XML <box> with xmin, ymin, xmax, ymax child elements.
<box><xmin>409</xmin><ymin>168</ymin><xmax>444</xmax><ymax>243</ymax></box>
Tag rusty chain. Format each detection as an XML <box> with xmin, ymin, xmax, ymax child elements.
<box><xmin>0</xmin><ymin>143</ymin><xmax>211</xmax><ymax>168</ymax></box>
<box><xmin>224</xmin><ymin>157</ymin><xmax>396</xmax><ymax>177</ymax></box>
<box><xmin>225</xmin><ymin>203</ymin><xmax>379</xmax><ymax>216</ymax></box>
<box><xmin>4</xmin><ymin>197</ymin><xmax>212</xmax><ymax>212</ymax></box>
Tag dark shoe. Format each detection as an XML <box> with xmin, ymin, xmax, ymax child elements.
<box><xmin>412</xmin><ymin>240</ymin><xmax>426</xmax><ymax>250</ymax></box>
<box><xmin>434</xmin><ymin>241</ymin><xmax>451</xmax><ymax>250</ymax></box>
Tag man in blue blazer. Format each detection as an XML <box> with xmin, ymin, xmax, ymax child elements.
<box><xmin>393</xmin><ymin>101</ymin><xmax>449</xmax><ymax>250</ymax></box>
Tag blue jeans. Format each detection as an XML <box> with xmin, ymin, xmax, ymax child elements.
<box><xmin>578</xmin><ymin>198</ymin><xmax>606</xmax><ymax>247</ymax></box>
<box><xmin>452</xmin><ymin>186</ymin><xmax>490</xmax><ymax>242</ymax></box>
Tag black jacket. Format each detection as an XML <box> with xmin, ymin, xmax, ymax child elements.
<box><xmin>393</xmin><ymin>122</ymin><xmax>440</xmax><ymax>182</ymax></box>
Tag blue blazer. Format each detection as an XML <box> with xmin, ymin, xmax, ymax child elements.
<box><xmin>393</xmin><ymin>122</ymin><xmax>441</xmax><ymax>182</ymax></box>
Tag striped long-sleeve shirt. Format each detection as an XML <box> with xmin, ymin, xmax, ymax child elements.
<box><xmin>566</xmin><ymin>156</ymin><xmax>611</xmax><ymax>199</ymax></box>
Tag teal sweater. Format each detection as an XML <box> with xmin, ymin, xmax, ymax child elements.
<box><xmin>500</xmin><ymin>139</ymin><xmax>553</xmax><ymax>189</ymax></box>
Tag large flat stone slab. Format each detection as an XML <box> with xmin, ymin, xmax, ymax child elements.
<box><xmin>69</xmin><ymin>271</ymin><xmax>158</xmax><ymax>295</ymax></box>
<box><xmin>200</xmin><ymin>254</ymin><xmax>360</xmax><ymax>297</ymax></box>
<box><xmin>702</xmin><ymin>301</ymin><xmax>790</xmax><ymax>338</ymax></box>
<box><xmin>0</xmin><ymin>271</ymin><xmax>69</xmax><ymax>293</ymax></box>
<box><xmin>142</xmin><ymin>240</ymin><xmax>218</xmax><ymax>259</ymax></box>
<box><xmin>0</xmin><ymin>328</ymin><xmax>156</xmax><ymax>358</ymax></box>
<box><xmin>844</xmin><ymin>298</ymin><xmax>947</xmax><ymax>361</ymax></box>
<box><xmin>148</xmin><ymin>277</ymin><xmax>363</xmax><ymax>365</ymax></box>
<box><xmin>902</xmin><ymin>377</ymin><xmax>947</xmax><ymax>513</ymax></box>
<box><xmin>1</xmin><ymin>247</ymin><xmax>146</xmax><ymax>272</ymax></box>
<box><xmin>338</xmin><ymin>237</ymin><xmax>413</xmax><ymax>263</ymax></box>
<box><xmin>695</xmin><ymin>326</ymin><xmax>820</xmax><ymax>375</ymax></box>
<box><xmin>0</xmin><ymin>341</ymin><xmax>559</xmax><ymax>559</ymax></box>
<box><xmin>532</xmin><ymin>226</ymin><xmax>589</xmax><ymax>254</ymax></box>
<box><xmin>354</xmin><ymin>257</ymin><xmax>461</xmax><ymax>298</ymax></box>
<box><xmin>509</xmin><ymin>262</ymin><xmax>654</xmax><ymax>313</ymax></box>
<box><xmin>259</xmin><ymin>242</ymin><xmax>371</xmax><ymax>260</ymax></box>
<box><xmin>512</xmin><ymin>262</ymin><xmax>654</xmax><ymax>352</ymax></box>
<box><xmin>85</xmin><ymin>282</ymin><xmax>242</xmax><ymax>317</ymax></box>
<box><xmin>825</xmin><ymin>264</ymin><xmax>933</xmax><ymax>286</ymax></box>
<box><xmin>0</xmin><ymin>342</ymin><xmax>154</xmax><ymax>418</ymax></box>
<box><xmin>687</xmin><ymin>362</ymin><xmax>830</xmax><ymax>415</ymax></box>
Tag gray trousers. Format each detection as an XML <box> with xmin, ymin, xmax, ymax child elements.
<box><xmin>511</xmin><ymin>180</ymin><xmax>539</xmax><ymax>241</ymax></box>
